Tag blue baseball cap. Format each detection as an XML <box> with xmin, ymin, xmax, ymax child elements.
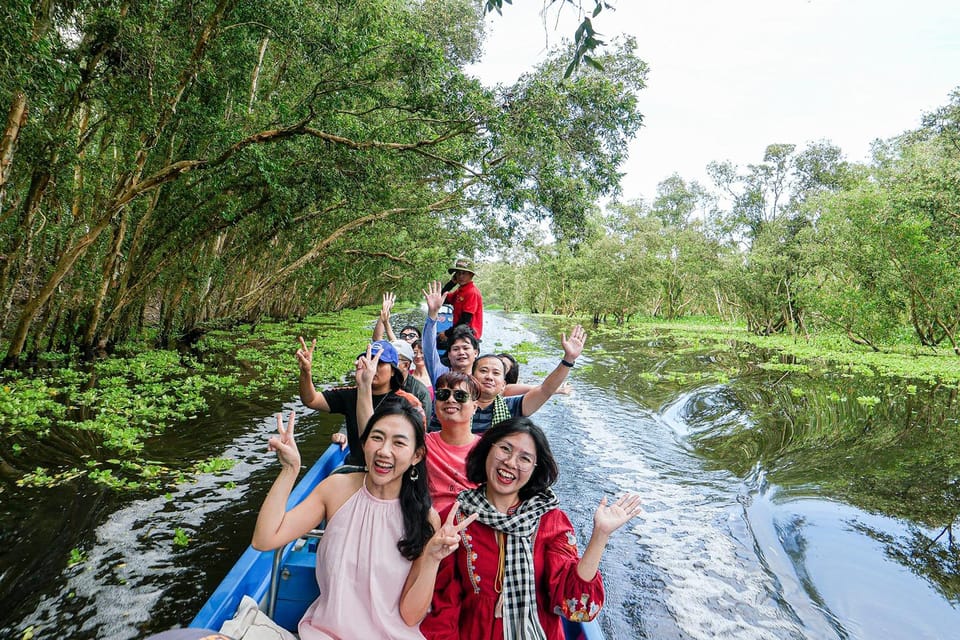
<box><xmin>359</xmin><ymin>340</ymin><xmax>399</xmax><ymax>367</ymax></box>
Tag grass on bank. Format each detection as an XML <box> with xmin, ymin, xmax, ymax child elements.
<box><xmin>0</xmin><ymin>307</ymin><xmax>379</xmax><ymax>492</ymax></box>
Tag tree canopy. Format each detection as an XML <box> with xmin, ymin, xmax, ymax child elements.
<box><xmin>0</xmin><ymin>0</ymin><xmax>646</xmax><ymax>366</ymax></box>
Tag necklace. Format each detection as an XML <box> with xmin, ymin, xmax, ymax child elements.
<box><xmin>372</xmin><ymin>392</ymin><xmax>389</xmax><ymax>413</ymax></box>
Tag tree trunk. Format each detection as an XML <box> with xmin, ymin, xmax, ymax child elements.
<box><xmin>248</xmin><ymin>38</ymin><xmax>269</xmax><ymax>112</ymax></box>
<box><xmin>82</xmin><ymin>213</ymin><xmax>128</xmax><ymax>353</ymax></box>
<box><xmin>0</xmin><ymin>91</ymin><xmax>28</xmax><ymax>218</ymax></box>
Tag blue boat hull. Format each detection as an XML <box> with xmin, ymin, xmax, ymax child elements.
<box><xmin>191</xmin><ymin>444</ymin><xmax>605</xmax><ymax>639</ymax></box>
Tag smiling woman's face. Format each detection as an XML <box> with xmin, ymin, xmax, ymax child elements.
<box><xmin>485</xmin><ymin>432</ymin><xmax>537</xmax><ymax>502</ymax></box>
<box><xmin>363</xmin><ymin>414</ymin><xmax>423</xmax><ymax>490</ymax></box>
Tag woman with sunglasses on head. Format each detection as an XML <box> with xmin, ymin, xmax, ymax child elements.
<box><xmin>252</xmin><ymin>397</ymin><xmax>474</xmax><ymax>639</ymax></box>
<box><xmin>420</xmin><ymin>418</ymin><xmax>642</xmax><ymax>640</ymax></box>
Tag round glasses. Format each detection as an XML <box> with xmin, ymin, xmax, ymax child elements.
<box><xmin>399</xmin><ymin>332</ymin><xmax>419</xmax><ymax>341</ymax></box>
<box><xmin>493</xmin><ymin>442</ymin><xmax>536</xmax><ymax>472</ymax></box>
<box><xmin>435</xmin><ymin>388</ymin><xmax>472</xmax><ymax>403</ymax></box>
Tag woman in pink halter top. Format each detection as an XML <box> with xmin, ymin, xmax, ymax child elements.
<box><xmin>252</xmin><ymin>396</ymin><xmax>476</xmax><ymax>639</ymax></box>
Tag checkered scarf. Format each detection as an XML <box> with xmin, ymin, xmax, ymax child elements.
<box><xmin>491</xmin><ymin>393</ymin><xmax>512</xmax><ymax>427</ymax></box>
<box><xmin>457</xmin><ymin>486</ymin><xmax>560</xmax><ymax>640</ymax></box>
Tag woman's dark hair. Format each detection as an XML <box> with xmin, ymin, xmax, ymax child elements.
<box><xmin>465</xmin><ymin>417</ymin><xmax>559</xmax><ymax>501</ymax></box>
<box><xmin>498</xmin><ymin>352</ymin><xmax>519</xmax><ymax>384</ymax></box>
<box><xmin>435</xmin><ymin>371</ymin><xmax>480</xmax><ymax>400</ymax></box>
<box><xmin>448</xmin><ymin>324</ymin><xmax>480</xmax><ymax>351</ymax></box>
<box><xmin>359</xmin><ymin>396</ymin><xmax>431</xmax><ymax>560</ymax></box>
<box><xmin>412</xmin><ymin>338</ymin><xmax>422</xmax><ymax>353</ymax></box>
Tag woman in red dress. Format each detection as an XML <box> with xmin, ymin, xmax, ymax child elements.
<box><xmin>420</xmin><ymin>417</ymin><xmax>642</xmax><ymax>640</ymax></box>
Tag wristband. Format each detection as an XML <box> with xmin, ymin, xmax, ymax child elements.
<box><xmin>560</xmin><ymin>359</ymin><xmax>575</xmax><ymax>368</ymax></box>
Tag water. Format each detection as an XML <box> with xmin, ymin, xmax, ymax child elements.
<box><xmin>2</xmin><ymin>311</ymin><xmax>959</xmax><ymax>639</ymax></box>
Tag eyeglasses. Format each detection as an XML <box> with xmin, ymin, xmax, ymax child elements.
<box><xmin>435</xmin><ymin>388</ymin><xmax>472</xmax><ymax>403</ymax></box>
<box><xmin>399</xmin><ymin>332</ymin><xmax>419</xmax><ymax>341</ymax></box>
<box><xmin>493</xmin><ymin>442</ymin><xmax>536</xmax><ymax>472</ymax></box>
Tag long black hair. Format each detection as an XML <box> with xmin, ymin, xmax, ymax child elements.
<box><xmin>359</xmin><ymin>396</ymin><xmax>432</xmax><ymax>560</ymax></box>
<box><xmin>465</xmin><ymin>416</ymin><xmax>559</xmax><ymax>501</ymax></box>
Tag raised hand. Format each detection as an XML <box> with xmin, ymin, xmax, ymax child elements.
<box><xmin>560</xmin><ymin>325</ymin><xmax>587</xmax><ymax>363</ymax></box>
<box><xmin>296</xmin><ymin>336</ymin><xmax>316</xmax><ymax>374</ymax></box>
<box><xmin>593</xmin><ymin>493</ymin><xmax>642</xmax><ymax>536</ymax></box>
<box><xmin>267</xmin><ymin>411</ymin><xmax>301</xmax><ymax>471</ymax></box>
<box><xmin>355</xmin><ymin>344</ymin><xmax>382</xmax><ymax>390</ymax></box>
<box><xmin>422</xmin><ymin>280</ymin><xmax>447</xmax><ymax>319</ymax></box>
<box><xmin>380</xmin><ymin>292</ymin><xmax>395</xmax><ymax>323</ymax></box>
<box><xmin>424</xmin><ymin>502</ymin><xmax>479</xmax><ymax>563</ymax></box>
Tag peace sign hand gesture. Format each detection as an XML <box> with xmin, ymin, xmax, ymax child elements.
<box><xmin>267</xmin><ymin>411</ymin><xmax>301</xmax><ymax>471</ymax></box>
<box><xmin>296</xmin><ymin>336</ymin><xmax>316</xmax><ymax>374</ymax></box>
<box><xmin>593</xmin><ymin>493</ymin><xmax>642</xmax><ymax>536</ymax></box>
<box><xmin>355</xmin><ymin>344</ymin><xmax>382</xmax><ymax>390</ymax></box>
<box><xmin>424</xmin><ymin>502</ymin><xmax>479</xmax><ymax>563</ymax></box>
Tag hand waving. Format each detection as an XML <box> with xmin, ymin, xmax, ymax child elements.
<box><xmin>422</xmin><ymin>280</ymin><xmax>447</xmax><ymax>319</ymax></box>
<box><xmin>560</xmin><ymin>325</ymin><xmax>587</xmax><ymax>363</ymax></box>
<box><xmin>424</xmin><ymin>502</ymin><xmax>479</xmax><ymax>563</ymax></box>
<box><xmin>593</xmin><ymin>493</ymin><xmax>642</xmax><ymax>536</ymax></box>
<box><xmin>267</xmin><ymin>411</ymin><xmax>301</xmax><ymax>471</ymax></box>
<box><xmin>296</xmin><ymin>336</ymin><xmax>316</xmax><ymax>374</ymax></box>
<box><xmin>380</xmin><ymin>292</ymin><xmax>395</xmax><ymax>323</ymax></box>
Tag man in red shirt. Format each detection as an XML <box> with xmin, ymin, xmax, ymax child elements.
<box><xmin>440</xmin><ymin>257</ymin><xmax>484</xmax><ymax>341</ymax></box>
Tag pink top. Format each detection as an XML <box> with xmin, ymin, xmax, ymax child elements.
<box><xmin>425</xmin><ymin>431</ymin><xmax>480</xmax><ymax>512</ymax></box>
<box><xmin>298</xmin><ymin>480</ymin><xmax>426</xmax><ymax>640</ymax></box>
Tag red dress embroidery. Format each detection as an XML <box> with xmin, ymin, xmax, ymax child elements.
<box><xmin>421</xmin><ymin>507</ymin><xmax>604</xmax><ymax>640</ymax></box>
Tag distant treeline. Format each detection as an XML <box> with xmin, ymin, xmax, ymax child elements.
<box><xmin>478</xmin><ymin>89</ymin><xmax>960</xmax><ymax>356</ymax></box>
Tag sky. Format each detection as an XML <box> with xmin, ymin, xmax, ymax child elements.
<box><xmin>467</xmin><ymin>0</ymin><xmax>960</xmax><ymax>203</ymax></box>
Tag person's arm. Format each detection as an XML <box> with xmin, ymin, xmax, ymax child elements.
<box><xmin>576</xmin><ymin>493</ymin><xmax>642</xmax><ymax>581</ymax></box>
<box><xmin>252</xmin><ymin>412</ymin><xmax>327</xmax><ymax>550</ymax></box>
<box><xmin>540</xmin><ymin>509</ymin><xmax>604</xmax><ymax>624</ymax></box>
<box><xmin>400</xmin><ymin>504</ymin><xmax>479</xmax><ymax>625</ymax></box>
<box><xmin>296</xmin><ymin>336</ymin><xmax>331</xmax><ymax>412</ymax></box>
<box><xmin>355</xmin><ymin>347</ymin><xmax>381</xmax><ymax>438</ymax></box>
<box><xmin>505</xmin><ymin>382</ymin><xmax>573</xmax><ymax>396</ymax></box>
<box><xmin>453</xmin><ymin>311</ymin><xmax>473</xmax><ymax>330</ymax></box>
<box><xmin>373</xmin><ymin>292</ymin><xmax>397</xmax><ymax>342</ymax></box>
<box><xmin>521</xmin><ymin>325</ymin><xmax>586</xmax><ymax>416</ymax></box>
<box><xmin>414</xmin><ymin>516</ymin><xmax>470</xmax><ymax>639</ymax></box>
<box><xmin>421</xmin><ymin>281</ymin><xmax>448</xmax><ymax>385</ymax></box>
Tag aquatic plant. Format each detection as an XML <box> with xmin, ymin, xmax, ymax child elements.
<box><xmin>173</xmin><ymin>528</ymin><xmax>190</xmax><ymax>548</ymax></box>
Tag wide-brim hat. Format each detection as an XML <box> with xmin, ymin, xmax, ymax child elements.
<box><xmin>447</xmin><ymin>257</ymin><xmax>476</xmax><ymax>275</ymax></box>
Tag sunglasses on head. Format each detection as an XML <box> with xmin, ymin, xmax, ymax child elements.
<box><xmin>435</xmin><ymin>388</ymin><xmax>472</xmax><ymax>403</ymax></box>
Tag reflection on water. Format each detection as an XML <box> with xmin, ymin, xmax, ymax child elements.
<box><xmin>2</xmin><ymin>312</ymin><xmax>959</xmax><ymax>639</ymax></box>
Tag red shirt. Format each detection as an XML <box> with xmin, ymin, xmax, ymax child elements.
<box><xmin>451</xmin><ymin>281</ymin><xmax>483</xmax><ymax>339</ymax></box>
